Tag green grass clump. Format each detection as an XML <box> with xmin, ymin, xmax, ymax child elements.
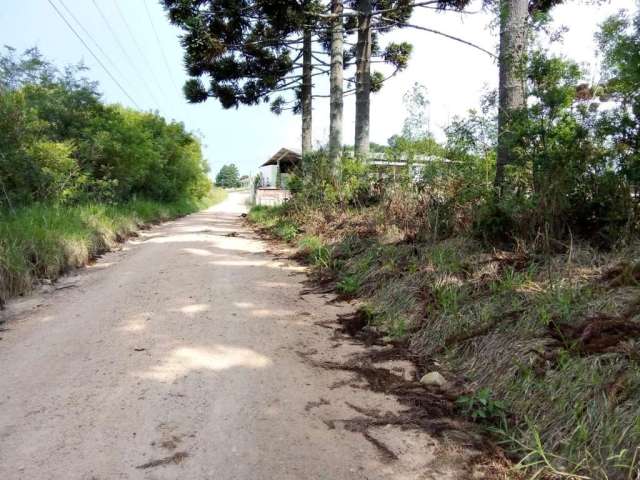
<box><xmin>247</xmin><ymin>205</ymin><xmax>287</xmax><ymax>227</ymax></box>
<box><xmin>496</xmin><ymin>353</ymin><xmax>640</xmax><ymax>478</ymax></box>
<box><xmin>426</xmin><ymin>243</ymin><xmax>466</xmax><ymax>273</ymax></box>
<box><xmin>0</xmin><ymin>190</ymin><xmax>225</xmax><ymax>303</ymax></box>
<box><xmin>297</xmin><ymin>235</ymin><xmax>331</xmax><ymax>268</ymax></box>
<box><xmin>273</xmin><ymin>221</ymin><xmax>299</xmax><ymax>242</ymax></box>
<box><xmin>247</xmin><ymin>205</ymin><xmax>300</xmax><ymax>242</ymax></box>
<box><xmin>336</xmin><ymin>274</ymin><xmax>361</xmax><ymax>296</ymax></box>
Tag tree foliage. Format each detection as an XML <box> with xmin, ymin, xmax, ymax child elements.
<box><xmin>0</xmin><ymin>47</ymin><xmax>212</xmax><ymax>209</ymax></box>
<box><xmin>450</xmin><ymin>8</ymin><xmax>640</xmax><ymax>246</ymax></box>
<box><xmin>162</xmin><ymin>0</ymin><xmax>318</xmax><ymax>109</ymax></box>
<box><xmin>597</xmin><ymin>9</ymin><xmax>640</xmax><ymax>189</ymax></box>
<box><xmin>215</xmin><ymin>164</ymin><xmax>241</xmax><ymax>188</ymax></box>
<box><xmin>401</xmin><ymin>82</ymin><xmax>431</xmax><ymax>140</ymax></box>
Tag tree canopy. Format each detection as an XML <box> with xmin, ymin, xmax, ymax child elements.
<box><xmin>162</xmin><ymin>0</ymin><xmax>318</xmax><ymax>109</ymax></box>
<box><xmin>215</xmin><ymin>164</ymin><xmax>241</xmax><ymax>188</ymax></box>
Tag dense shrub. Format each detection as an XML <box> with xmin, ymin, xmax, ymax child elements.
<box><xmin>0</xmin><ymin>47</ymin><xmax>212</xmax><ymax>209</ymax></box>
<box><xmin>285</xmin><ymin>150</ymin><xmax>375</xmax><ymax>207</ymax></box>
<box><xmin>387</xmin><ymin>19</ymin><xmax>640</xmax><ymax>249</ymax></box>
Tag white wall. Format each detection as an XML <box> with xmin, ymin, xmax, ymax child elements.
<box><xmin>259</xmin><ymin>165</ymin><xmax>278</xmax><ymax>187</ymax></box>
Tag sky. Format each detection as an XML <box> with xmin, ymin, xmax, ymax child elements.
<box><xmin>1</xmin><ymin>0</ymin><xmax>635</xmax><ymax>178</ymax></box>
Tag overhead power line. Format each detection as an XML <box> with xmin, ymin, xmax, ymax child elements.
<box><xmin>112</xmin><ymin>0</ymin><xmax>169</xmax><ymax>103</ymax></box>
<box><xmin>57</xmin><ymin>0</ymin><xmax>132</xmax><ymax>94</ymax></box>
<box><xmin>47</xmin><ymin>0</ymin><xmax>140</xmax><ymax>108</ymax></box>
<box><xmin>91</xmin><ymin>0</ymin><xmax>162</xmax><ymax>110</ymax></box>
<box><xmin>143</xmin><ymin>0</ymin><xmax>180</xmax><ymax>92</ymax></box>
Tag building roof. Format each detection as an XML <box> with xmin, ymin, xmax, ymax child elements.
<box><xmin>260</xmin><ymin>148</ymin><xmax>301</xmax><ymax>167</ymax></box>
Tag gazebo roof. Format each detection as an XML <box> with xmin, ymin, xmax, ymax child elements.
<box><xmin>260</xmin><ymin>148</ymin><xmax>301</xmax><ymax>167</ymax></box>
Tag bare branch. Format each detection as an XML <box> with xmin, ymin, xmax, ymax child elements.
<box><xmin>380</xmin><ymin>16</ymin><xmax>497</xmax><ymax>58</ymax></box>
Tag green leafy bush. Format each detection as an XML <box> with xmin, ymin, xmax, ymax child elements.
<box><xmin>0</xmin><ymin>47</ymin><xmax>212</xmax><ymax>209</ymax></box>
<box><xmin>286</xmin><ymin>150</ymin><xmax>374</xmax><ymax>207</ymax></box>
<box><xmin>0</xmin><ymin>47</ymin><xmax>218</xmax><ymax>303</ymax></box>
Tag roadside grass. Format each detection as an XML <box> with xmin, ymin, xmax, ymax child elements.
<box><xmin>247</xmin><ymin>202</ymin><xmax>640</xmax><ymax>479</ymax></box>
<box><xmin>297</xmin><ymin>235</ymin><xmax>332</xmax><ymax>268</ymax></box>
<box><xmin>0</xmin><ymin>189</ymin><xmax>226</xmax><ymax>304</ymax></box>
<box><xmin>248</xmin><ymin>205</ymin><xmax>299</xmax><ymax>241</ymax></box>
<box><xmin>420</xmin><ymin>246</ymin><xmax>640</xmax><ymax>479</ymax></box>
<box><xmin>246</xmin><ymin>205</ymin><xmax>285</xmax><ymax>226</ymax></box>
<box><xmin>336</xmin><ymin>274</ymin><xmax>361</xmax><ymax>296</ymax></box>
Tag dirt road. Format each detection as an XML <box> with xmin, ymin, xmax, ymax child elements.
<box><xmin>0</xmin><ymin>193</ymin><xmax>479</xmax><ymax>479</ymax></box>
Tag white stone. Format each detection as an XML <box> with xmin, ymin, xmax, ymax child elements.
<box><xmin>419</xmin><ymin>371</ymin><xmax>447</xmax><ymax>387</ymax></box>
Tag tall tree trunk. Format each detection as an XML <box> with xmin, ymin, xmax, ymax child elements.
<box><xmin>495</xmin><ymin>0</ymin><xmax>528</xmax><ymax>190</ymax></box>
<box><xmin>329</xmin><ymin>0</ymin><xmax>344</xmax><ymax>174</ymax></box>
<box><xmin>354</xmin><ymin>0</ymin><xmax>372</xmax><ymax>159</ymax></box>
<box><xmin>301</xmin><ymin>26</ymin><xmax>313</xmax><ymax>155</ymax></box>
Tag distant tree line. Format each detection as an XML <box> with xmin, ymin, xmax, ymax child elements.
<box><xmin>215</xmin><ymin>164</ymin><xmax>241</xmax><ymax>188</ymax></box>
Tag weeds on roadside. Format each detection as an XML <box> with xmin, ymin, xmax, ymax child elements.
<box><xmin>336</xmin><ymin>274</ymin><xmax>361</xmax><ymax>296</ymax></box>
<box><xmin>297</xmin><ymin>235</ymin><xmax>332</xmax><ymax>268</ymax></box>
<box><xmin>456</xmin><ymin>387</ymin><xmax>507</xmax><ymax>424</ymax></box>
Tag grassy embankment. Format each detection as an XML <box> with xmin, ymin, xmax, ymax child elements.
<box><xmin>248</xmin><ymin>203</ymin><xmax>640</xmax><ymax>480</ymax></box>
<box><xmin>0</xmin><ymin>189</ymin><xmax>226</xmax><ymax>304</ymax></box>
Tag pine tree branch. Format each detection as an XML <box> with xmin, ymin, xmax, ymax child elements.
<box><xmin>314</xmin><ymin>1</ymin><xmax>443</xmax><ymax>19</ymax></box>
